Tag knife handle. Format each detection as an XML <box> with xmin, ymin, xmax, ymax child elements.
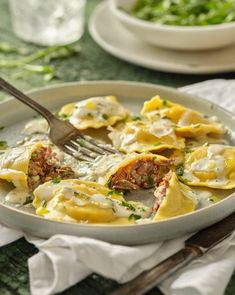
<box><xmin>111</xmin><ymin>246</ymin><xmax>202</xmax><ymax>295</ymax></box>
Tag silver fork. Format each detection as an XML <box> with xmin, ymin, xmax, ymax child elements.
<box><xmin>0</xmin><ymin>77</ymin><xmax>117</xmax><ymax>161</ymax></box>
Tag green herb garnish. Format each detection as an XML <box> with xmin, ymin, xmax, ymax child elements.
<box><xmin>0</xmin><ymin>43</ymin><xmax>81</xmax><ymax>81</ymax></box>
<box><xmin>154</xmin><ymin>142</ymin><xmax>162</xmax><ymax>146</ymax></box>
<box><xmin>41</xmin><ymin>200</ymin><xmax>47</xmax><ymax>208</ymax></box>
<box><xmin>102</xmin><ymin>114</ymin><xmax>109</xmax><ymax>120</ymax></box>
<box><xmin>176</xmin><ymin>164</ymin><xmax>184</xmax><ymax>176</ymax></box>
<box><xmin>0</xmin><ymin>126</ymin><xmax>5</xmax><ymax>131</ymax></box>
<box><xmin>162</xmin><ymin>99</ymin><xmax>168</xmax><ymax>106</ymax></box>
<box><xmin>121</xmin><ymin>201</ymin><xmax>136</xmax><ymax>211</ymax></box>
<box><xmin>107</xmin><ymin>178</ymin><xmax>113</xmax><ymax>189</ymax></box>
<box><xmin>128</xmin><ymin>214</ymin><xmax>141</xmax><ymax>221</ymax></box>
<box><xmin>52</xmin><ymin>177</ymin><xmax>61</xmax><ymax>184</ymax></box>
<box><xmin>193</xmin><ymin>124</ymin><xmax>201</xmax><ymax>128</ymax></box>
<box><xmin>183</xmin><ymin>147</ymin><xmax>191</xmax><ymax>154</ymax></box>
<box><xmin>87</xmin><ymin>113</ymin><xmax>93</xmax><ymax>118</ymax></box>
<box><xmin>23</xmin><ymin>196</ymin><xmax>33</xmax><ymax>206</ymax></box>
<box><xmin>0</xmin><ymin>140</ymin><xmax>7</xmax><ymax>149</ymax></box>
<box><xmin>133</xmin><ymin>116</ymin><xmax>142</xmax><ymax>121</ymax></box>
<box><xmin>130</xmin><ymin>0</ymin><xmax>235</xmax><ymax>26</ymax></box>
<box><xmin>31</xmin><ymin>153</ymin><xmax>37</xmax><ymax>159</ymax></box>
<box><xmin>107</xmin><ymin>190</ymin><xmax>124</xmax><ymax>197</ymax></box>
<box><xmin>119</xmin><ymin>117</ymin><xmax>128</xmax><ymax>124</ymax></box>
<box><xmin>162</xmin><ymin>116</ymin><xmax>171</xmax><ymax>120</ymax></box>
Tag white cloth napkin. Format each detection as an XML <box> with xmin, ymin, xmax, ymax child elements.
<box><xmin>0</xmin><ymin>79</ymin><xmax>235</xmax><ymax>295</ymax></box>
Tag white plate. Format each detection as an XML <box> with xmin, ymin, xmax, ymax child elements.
<box><xmin>0</xmin><ymin>81</ymin><xmax>234</xmax><ymax>245</ymax></box>
<box><xmin>89</xmin><ymin>2</ymin><xmax>235</xmax><ymax>74</ymax></box>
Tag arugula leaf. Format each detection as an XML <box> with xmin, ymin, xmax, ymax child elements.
<box><xmin>130</xmin><ymin>0</ymin><xmax>235</xmax><ymax>26</ymax></box>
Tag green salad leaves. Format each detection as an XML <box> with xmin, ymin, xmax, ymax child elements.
<box><xmin>130</xmin><ymin>0</ymin><xmax>235</xmax><ymax>26</ymax></box>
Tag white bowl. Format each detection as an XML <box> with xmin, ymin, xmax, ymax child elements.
<box><xmin>109</xmin><ymin>0</ymin><xmax>235</xmax><ymax>51</ymax></box>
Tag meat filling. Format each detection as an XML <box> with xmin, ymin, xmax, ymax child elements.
<box><xmin>110</xmin><ymin>157</ymin><xmax>171</xmax><ymax>191</ymax></box>
<box><xmin>153</xmin><ymin>171</ymin><xmax>172</xmax><ymax>212</ymax></box>
<box><xmin>28</xmin><ymin>146</ymin><xmax>74</xmax><ymax>190</ymax></box>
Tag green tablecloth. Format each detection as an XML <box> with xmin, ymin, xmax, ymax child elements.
<box><xmin>0</xmin><ymin>0</ymin><xmax>234</xmax><ymax>294</ymax></box>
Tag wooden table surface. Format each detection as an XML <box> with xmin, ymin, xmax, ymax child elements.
<box><xmin>0</xmin><ymin>0</ymin><xmax>234</xmax><ymax>294</ymax></box>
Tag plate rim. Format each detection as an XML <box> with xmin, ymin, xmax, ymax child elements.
<box><xmin>88</xmin><ymin>1</ymin><xmax>235</xmax><ymax>75</ymax></box>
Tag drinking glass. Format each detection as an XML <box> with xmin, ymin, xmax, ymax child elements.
<box><xmin>8</xmin><ymin>0</ymin><xmax>86</xmax><ymax>46</ymax></box>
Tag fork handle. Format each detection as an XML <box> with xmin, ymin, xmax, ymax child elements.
<box><xmin>0</xmin><ymin>77</ymin><xmax>55</xmax><ymax>122</ymax></box>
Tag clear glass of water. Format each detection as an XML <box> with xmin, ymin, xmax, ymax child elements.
<box><xmin>8</xmin><ymin>0</ymin><xmax>86</xmax><ymax>46</ymax></box>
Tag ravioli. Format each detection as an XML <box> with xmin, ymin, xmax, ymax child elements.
<box><xmin>109</xmin><ymin>119</ymin><xmax>185</xmax><ymax>153</ymax></box>
<box><xmin>59</xmin><ymin>96</ymin><xmax>130</xmax><ymax>130</ymax></box>
<box><xmin>153</xmin><ymin>172</ymin><xmax>197</xmax><ymax>221</ymax></box>
<box><xmin>33</xmin><ymin>179</ymin><xmax>151</xmax><ymax>224</ymax></box>
<box><xmin>0</xmin><ymin>142</ymin><xmax>74</xmax><ymax>203</ymax></box>
<box><xmin>103</xmin><ymin>153</ymin><xmax>171</xmax><ymax>191</ymax></box>
<box><xmin>141</xmin><ymin>96</ymin><xmax>224</xmax><ymax>138</ymax></box>
<box><xmin>181</xmin><ymin>144</ymin><xmax>235</xmax><ymax>189</ymax></box>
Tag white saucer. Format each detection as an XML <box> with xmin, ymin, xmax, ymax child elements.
<box><xmin>89</xmin><ymin>2</ymin><xmax>235</xmax><ymax>74</ymax></box>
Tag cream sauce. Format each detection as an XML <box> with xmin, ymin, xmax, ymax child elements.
<box><xmin>22</xmin><ymin>118</ymin><xmax>48</xmax><ymax>135</ymax></box>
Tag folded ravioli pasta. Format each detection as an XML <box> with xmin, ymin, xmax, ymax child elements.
<box><xmin>103</xmin><ymin>153</ymin><xmax>172</xmax><ymax>191</ymax></box>
<box><xmin>33</xmin><ymin>179</ymin><xmax>151</xmax><ymax>224</ymax></box>
<box><xmin>59</xmin><ymin>96</ymin><xmax>130</xmax><ymax>130</ymax></box>
<box><xmin>181</xmin><ymin>144</ymin><xmax>235</xmax><ymax>189</ymax></box>
<box><xmin>109</xmin><ymin>120</ymin><xmax>185</xmax><ymax>153</ymax></box>
<box><xmin>0</xmin><ymin>142</ymin><xmax>74</xmax><ymax>203</ymax></box>
<box><xmin>152</xmin><ymin>172</ymin><xmax>197</xmax><ymax>221</ymax></box>
<box><xmin>141</xmin><ymin>96</ymin><xmax>224</xmax><ymax>138</ymax></box>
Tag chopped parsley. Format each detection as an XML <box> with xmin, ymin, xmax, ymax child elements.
<box><xmin>0</xmin><ymin>140</ymin><xmax>7</xmax><ymax>149</ymax></box>
<box><xmin>102</xmin><ymin>114</ymin><xmax>109</xmax><ymax>120</ymax></box>
<box><xmin>31</xmin><ymin>152</ymin><xmax>37</xmax><ymax>159</ymax></box>
<box><xmin>61</xmin><ymin>114</ymin><xmax>69</xmax><ymax>120</ymax></box>
<box><xmin>78</xmin><ymin>138</ymin><xmax>86</xmax><ymax>147</ymax></box>
<box><xmin>176</xmin><ymin>164</ymin><xmax>184</xmax><ymax>177</ymax></box>
<box><xmin>51</xmin><ymin>177</ymin><xmax>61</xmax><ymax>184</ymax></box>
<box><xmin>61</xmin><ymin>171</ymin><xmax>70</xmax><ymax>177</ymax></box>
<box><xmin>0</xmin><ymin>126</ymin><xmax>5</xmax><ymax>131</ymax></box>
<box><xmin>121</xmin><ymin>201</ymin><xmax>136</xmax><ymax>211</ymax></box>
<box><xmin>119</xmin><ymin>117</ymin><xmax>128</xmax><ymax>123</ymax></box>
<box><xmin>133</xmin><ymin>116</ymin><xmax>142</xmax><ymax>121</ymax></box>
<box><xmin>162</xmin><ymin>116</ymin><xmax>171</xmax><ymax>120</ymax></box>
<box><xmin>41</xmin><ymin>200</ymin><xmax>47</xmax><ymax>208</ymax></box>
<box><xmin>154</xmin><ymin>142</ymin><xmax>162</xmax><ymax>146</ymax></box>
<box><xmin>107</xmin><ymin>178</ymin><xmax>113</xmax><ymax>188</ymax></box>
<box><xmin>183</xmin><ymin>147</ymin><xmax>191</xmax><ymax>154</ymax></box>
<box><xmin>87</xmin><ymin>113</ymin><xmax>93</xmax><ymax>118</ymax></box>
<box><xmin>107</xmin><ymin>190</ymin><xmax>124</xmax><ymax>197</ymax></box>
<box><xmin>77</xmin><ymin>192</ymin><xmax>91</xmax><ymax>200</ymax></box>
<box><xmin>171</xmin><ymin>124</ymin><xmax>179</xmax><ymax>128</ymax></box>
<box><xmin>23</xmin><ymin>196</ymin><xmax>33</xmax><ymax>206</ymax></box>
<box><xmin>193</xmin><ymin>124</ymin><xmax>201</xmax><ymax>128</ymax></box>
<box><xmin>162</xmin><ymin>99</ymin><xmax>168</xmax><ymax>106</ymax></box>
<box><xmin>128</xmin><ymin>214</ymin><xmax>141</xmax><ymax>221</ymax></box>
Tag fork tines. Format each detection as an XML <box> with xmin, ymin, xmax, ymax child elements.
<box><xmin>62</xmin><ymin>134</ymin><xmax>117</xmax><ymax>161</ymax></box>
